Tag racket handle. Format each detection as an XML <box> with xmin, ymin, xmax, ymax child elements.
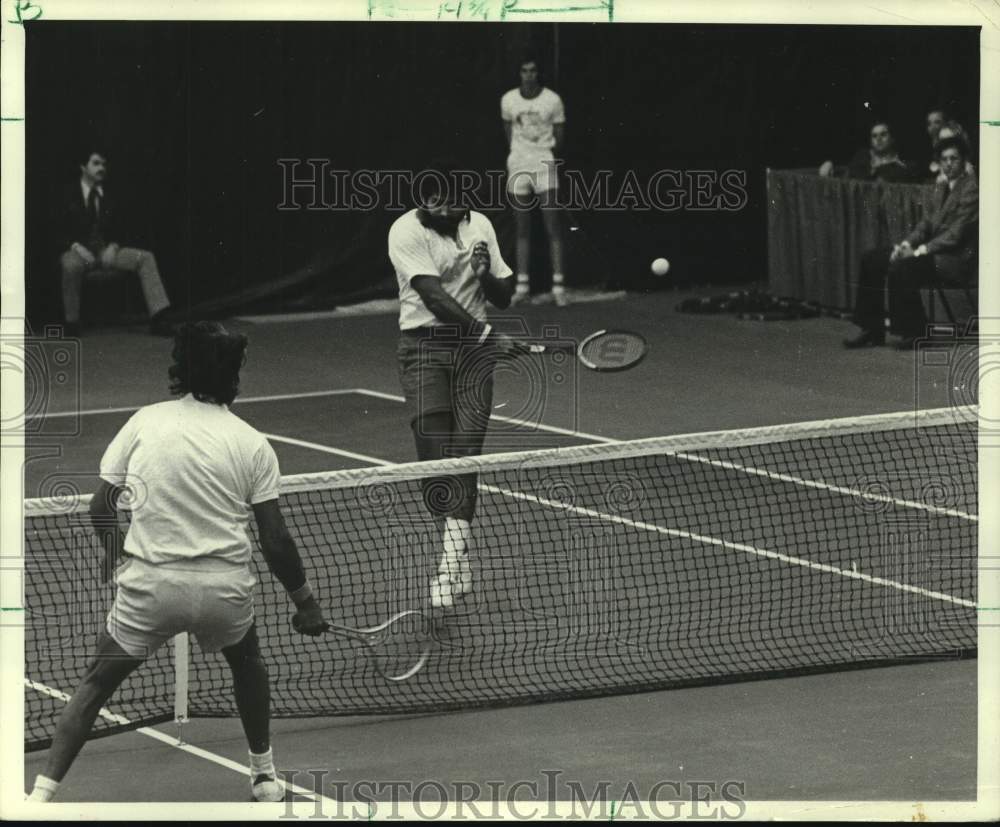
<box><xmin>292</xmin><ymin>612</ymin><xmax>330</xmax><ymax>635</ymax></box>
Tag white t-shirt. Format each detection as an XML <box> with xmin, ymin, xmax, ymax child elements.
<box><xmin>388</xmin><ymin>209</ymin><xmax>513</xmax><ymax>330</ymax></box>
<box><xmin>501</xmin><ymin>87</ymin><xmax>565</xmax><ymax>159</ymax></box>
<box><xmin>99</xmin><ymin>394</ymin><xmax>281</xmax><ymax>565</ymax></box>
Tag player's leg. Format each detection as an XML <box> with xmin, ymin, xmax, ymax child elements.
<box><xmin>397</xmin><ymin>330</ymin><xmax>469</xmax><ymax>606</ymax></box>
<box><xmin>426</xmin><ymin>342</ymin><xmax>498</xmax><ymax>609</ymax></box>
<box><xmin>219</xmin><ymin>625</ymin><xmax>283</xmax><ymax>801</ymax></box>
<box><xmin>188</xmin><ymin>559</ymin><xmax>280</xmax><ymax>803</ymax></box>
<box><xmin>28</xmin><ymin>631</ymin><xmax>144</xmax><ymax>801</ymax></box>
<box><xmin>538</xmin><ymin>182</ymin><xmax>566</xmax><ymax>306</ymax></box>
<box><xmin>107</xmin><ymin>246</ymin><xmax>173</xmax><ymax>335</ymax></box>
<box><xmin>508</xmin><ymin>167</ymin><xmax>536</xmax><ymax>304</ymax></box>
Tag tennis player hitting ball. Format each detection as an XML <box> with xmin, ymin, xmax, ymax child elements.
<box><xmin>390</xmin><ymin>159</ymin><xmax>529</xmax><ymax>610</ymax></box>
<box><xmin>27</xmin><ymin>322</ymin><xmax>328</xmax><ymax>804</ymax></box>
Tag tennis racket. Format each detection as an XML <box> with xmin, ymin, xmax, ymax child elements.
<box><xmin>293</xmin><ymin>609</ymin><xmax>432</xmax><ymax>681</ymax></box>
<box><xmin>528</xmin><ymin>329</ymin><xmax>648</xmax><ymax>372</ymax></box>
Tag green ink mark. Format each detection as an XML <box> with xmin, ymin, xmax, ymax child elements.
<box><xmin>2</xmin><ymin>117</ymin><xmax>25</xmax><ymax>122</ymax></box>
<box><xmin>981</xmin><ymin>121</ymin><xmax>1000</xmax><ymax>127</ymax></box>
<box><xmin>609</xmin><ymin>800</ymin><xmax>616</xmax><ymax>821</ymax></box>
<box><xmin>371</xmin><ymin>0</ymin><xmax>611</xmax><ymax>21</ymax></box>
<box><xmin>368</xmin><ymin>802</ymin><xmax>375</xmax><ymax>820</ymax></box>
<box><xmin>1</xmin><ymin>607</ymin><xmax>25</xmax><ymax>612</ymax></box>
<box><xmin>9</xmin><ymin>0</ymin><xmax>43</xmax><ymax>24</ymax></box>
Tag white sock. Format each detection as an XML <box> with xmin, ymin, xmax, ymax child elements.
<box><xmin>28</xmin><ymin>775</ymin><xmax>59</xmax><ymax>802</ymax></box>
<box><xmin>552</xmin><ymin>274</ymin><xmax>565</xmax><ymax>291</ymax></box>
<box><xmin>515</xmin><ymin>275</ymin><xmax>530</xmax><ymax>293</ymax></box>
<box><xmin>249</xmin><ymin>748</ymin><xmax>276</xmax><ymax>780</ymax></box>
<box><xmin>441</xmin><ymin>517</ymin><xmax>471</xmax><ymax>573</ymax></box>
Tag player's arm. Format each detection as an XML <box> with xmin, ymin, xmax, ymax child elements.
<box><xmin>503</xmin><ymin>121</ymin><xmax>512</xmax><ymax>148</ymax></box>
<box><xmin>89</xmin><ymin>480</ymin><xmax>127</xmax><ymax>583</ymax></box>
<box><xmin>252</xmin><ymin>499</ymin><xmax>327</xmax><ymax>635</ymax></box>
<box><xmin>411</xmin><ymin>275</ymin><xmax>485</xmax><ymax>328</ymax></box>
<box><xmin>411</xmin><ymin>276</ymin><xmax>525</xmax><ymax>354</ymax></box>
<box><xmin>471</xmin><ymin>241</ymin><xmax>515</xmax><ymax>309</ymax></box>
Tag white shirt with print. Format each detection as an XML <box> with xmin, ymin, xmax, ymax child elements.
<box><xmin>501</xmin><ymin>87</ymin><xmax>565</xmax><ymax>160</ymax></box>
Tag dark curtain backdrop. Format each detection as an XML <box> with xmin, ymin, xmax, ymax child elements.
<box><xmin>767</xmin><ymin>169</ymin><xmax>938</xmax><ymax>308</ymax></box>
<box><xmin>25</xmin><ymin>22</ymin><xmax>979</xmax><ymax>324</ymax></box>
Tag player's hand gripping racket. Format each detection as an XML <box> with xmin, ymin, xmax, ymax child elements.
<box><xmin>293</xmin><ymin>609</ymin><xmax>432</xmax><ymax>681</ymax></box>
<box><xmin>528</xmin><ymin>329</ymin><xmax>648</xmax><ymax>372</ymax></box>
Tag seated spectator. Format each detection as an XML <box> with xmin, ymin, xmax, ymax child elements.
<box><xmin>844</xmin><ymin>135</ymin><xmax>978</xmax><ymax>349</ymax></box>
<box><xmin>930</xmin><ymin>120</ymin><xmax>976</xmax><ymax>183</ymax></box>
<box><xmin>59</xmin><ymin>148</ymin><xmax>174</xmax><ymax>336</ymax></box>
<box><xmin>819</xmin><ymin>121</ymin><xmax>914</xmax><ymax>182</ymax></box>
<box><xmin>926</xmin><ymin>108</ymin><xmax>947</xmax><ymax>146</ymax></box>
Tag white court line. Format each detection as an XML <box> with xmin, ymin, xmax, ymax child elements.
<box><xmin>24</xmin><ymin>679</ymin><xmax>336</xmax><ymax>805</ymax></box>
<box><xmin>352</xmin><ymin>387</ymin><xmax>619</xmax><ymax>444</ymax></box>
<box><xmin>355</xmin><ymin>388</ymin><xmax>978</xmax><ymax>523</ymax></box>
<box><xmin>265</xmin><ymin>432</ymin><xmax>393</xmax><ymax>467</ymax></box>
<box><xmin>672</xmin><ymin>451</ymin><xmax>978</xmax><ymax>523</ymax></box>
<box><xmin>261</xmin><ymin>430</ymin><xmax>974</xmax><ymax>608</ymax></box>
<box><xmin>483</xmin><ymin>485</ymin><xmax>977</xmax><ymax>609</ymax></box>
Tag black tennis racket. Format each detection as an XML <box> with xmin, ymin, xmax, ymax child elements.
<box><xmin>293</xmin><ymin>609</ymin><xmax>432</xmax><ymax>681</ymax></box>
<box><xmin>528</xmin><ymin>329</ymin><xmax>648</xmax><ymax>372</ymax></box>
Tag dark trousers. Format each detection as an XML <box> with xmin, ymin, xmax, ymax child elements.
<box><xmin>853</xmin><ymin>246</ymin><xmax>940</xmax><ymax>338</ymax></box>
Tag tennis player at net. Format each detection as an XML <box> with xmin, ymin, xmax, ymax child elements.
<box><xmin>389</xmin><ymin>160</ymin><xmax>528</xmax><ymax>610</ymax></box>
<box><xmin>28</xmin><ymin>322</ymin><xmax>328</xmax><ymax>804</ymax></box>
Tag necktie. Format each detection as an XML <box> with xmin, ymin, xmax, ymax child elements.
<box><xmin>86</xmin><ymin>188</ymin><xmax>104</xmax><ymax>253</ymax></box>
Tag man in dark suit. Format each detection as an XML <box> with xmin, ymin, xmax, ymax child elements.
<box><xmin>59</xmin><ymin>149</ymin><xmax>173</xmax><ymax>336</ymax></box>
<box><xmin>844</xmin><ymin>136</ymin><xmax>978</xmax><ymax>349</ymax></box>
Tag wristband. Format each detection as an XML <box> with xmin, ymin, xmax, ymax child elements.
<box><xmin>476</xmin><ymin>323</ymin><xmax>493</xmax><ymax>345</ymax></box>
<box><xmin>289</xmin><ymin>582</ymin><xmax>313</xmax><ymax>606</ymax></box>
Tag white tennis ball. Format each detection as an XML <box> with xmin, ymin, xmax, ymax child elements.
<box><xmin>651</xmin><ymin>257</ymin><xmax>670</xmax><ymax>276</ymax></box>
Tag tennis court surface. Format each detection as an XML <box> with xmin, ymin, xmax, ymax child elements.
<box><xmin>20</xmin><ymin>291</ymin><xmax>979</xmax><ymax>804</ymax></box>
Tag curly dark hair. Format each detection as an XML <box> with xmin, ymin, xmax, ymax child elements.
<box><xmin>168</xmin><ymin>321</ymin><xmax>248</xmax><ymax>406</ymax></box>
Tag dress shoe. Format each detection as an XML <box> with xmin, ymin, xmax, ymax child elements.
<box><xmin>843</xmin><ymin>329</ymin><xmax>885</xmax><ymax>348</ymax></box>
<box><xmin>149</xmin><ymin>310</ymin><xmax>175</xmax><ymax>337</ymax></box>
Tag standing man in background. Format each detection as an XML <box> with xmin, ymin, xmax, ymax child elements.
<box><xmin>501</xmin><ymin>54</ymin><xmax>568</xmax><ymax>307</ymax></box>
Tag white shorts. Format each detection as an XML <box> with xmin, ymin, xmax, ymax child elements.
<box><xmin>506</xmin><ymin>153</ymin><xmax>558</xmax><ymax>195</ymax></box>
<box><xmin>107</xmin><ymin>555</ymin><xmax>257</xmax><ymax>658</ymax></box>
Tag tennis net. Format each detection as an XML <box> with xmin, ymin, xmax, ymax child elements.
<box><xmin>24</xmin><ymin>406</ymin><xmax>978</xmax><ymax>751</ymax></box>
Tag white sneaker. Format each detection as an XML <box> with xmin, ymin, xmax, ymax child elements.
<box><xmin>552</xmin><ymin>286</ymin><xmax>569</xmax><ymax>307</ymax></box>
<box><xmin>251</xmin><ymin>774</ymin><xmax>285</xmax><ymax>802</ymax></box>
<box><xmin>530</xmin><ymin>291</ymin><xmax>554</xmax><ymax>306</ymax></box>
<box><xmin>430</xmin><ymin>558</ymin><xmax>473</xmax><ymax>609</ymax></box>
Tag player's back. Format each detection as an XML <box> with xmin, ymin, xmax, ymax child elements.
<box><xmin>101</xmin><ymin>394</ymin><xmax>278</xmax><ymax>565</ymax></box>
